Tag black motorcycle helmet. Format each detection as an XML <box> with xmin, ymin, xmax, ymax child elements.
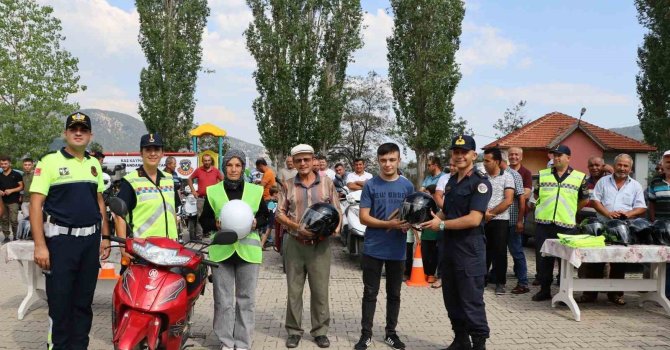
<box><xmin>399</xmin><ymin>192</ymin><xmax>438</xmax><ymax>225</ymax></box>
<box><xmin>627</xmin><ymin>218</ymin><xmax>654</xmax><ymax>245</ymax></box>
<box><xmin>579</xmin><ymin>217</ymin><xmax>606</xmax><ymax>236</ymax></box>
<box><xmin>651</xmin><ymin>220</ymin><xmax>670</xmax><ymax>246</ymax></box>
<box><xmin>300</xmin><ymin>202</ymin><xmax>340</xmax><ymax>237</ymax></box>
<box><xmin>604</xmin><ymin>219</ymin><xmax>632</xmax><ymax>245</ymax></box>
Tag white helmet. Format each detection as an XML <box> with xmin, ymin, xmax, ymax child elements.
<box><xmin>219</xmin><ymin>200</ymin><xmax>254</xmax><ymax>239</ymax></box>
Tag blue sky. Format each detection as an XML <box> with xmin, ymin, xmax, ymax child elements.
<box><xmin>41</xmin><ymin>0</ymin><xmax>646</xmax><ymax>154</ymax></box>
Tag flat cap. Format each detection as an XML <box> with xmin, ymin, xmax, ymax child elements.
<box><xmin>291</xmin><ymin>144</ymin><xmax>315</xmax><ymax>156</ymax></box>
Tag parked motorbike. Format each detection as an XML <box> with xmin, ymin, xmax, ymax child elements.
<box><xmin>341</xmin><ymin>190</ymin><xmax>366</xmax><ymax>263</ymax></box>
<box><xmin>178</xmin><ymin>184</ymin><xmax>198</xmax><ymax>243</ymax></box>
<box><xmin>107</xmin><ymin>197</ymin><xmax>237</xmax><ymax>350</ymax></box>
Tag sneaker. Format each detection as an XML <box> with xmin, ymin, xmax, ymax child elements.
<box><xmin>495</xmin><ymin>284</ymin><xmax>505</xmax><ymax>295</ymax></box>
<box><xmin>354</xmin><ymin>335</ymin><xmax>372</xmax><ymax>350</ymax></box>
<box><xmin>384</xmin><ymin>334</ymin><xmax>406</xmax><ymax>349</ymax></box>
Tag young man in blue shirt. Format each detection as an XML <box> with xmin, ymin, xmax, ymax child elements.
<box><xmin>355</xmin><ymin>143</ymin><xmax>414</xmax><ymax>350</ymax></box>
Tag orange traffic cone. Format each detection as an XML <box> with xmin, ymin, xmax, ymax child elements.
<box><xmin>406</xmin><ymin>241</ymin><xmax>429</xmax><ymax>287</ymax></box>
<box><xmin>98</xmin><ymin>262</ymin><xmax>120</xmax><ymax>280</ymax></box>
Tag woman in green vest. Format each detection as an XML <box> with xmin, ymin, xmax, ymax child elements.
<box><xmin>199</xmin><ymin>149</ymin><xmax>269</xmax><ymax>350</ymax></box>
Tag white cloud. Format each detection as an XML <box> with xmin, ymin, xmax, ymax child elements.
<box><xmin>350</xmin><ymin>9</ymin><xmax>394</xmax><ymax>72</ymax></box>
<box><xmin>75</xmin><ymin>84</ymin><xmax>139</xmax><ymax>117</ymax></box>
<box><xmin>488</xmin><ymin>83</ymin><xmax>631</xmax><ymax>106</ymax></box>
<box><xmin>458</xmin><ymin>23</ymin><xmax>518</xmax><ymax>74</ymax></box>
<box><xmin>202</xmin><ymin>30</ymin><xmax>255</xmax><ymax>69</ymax></box>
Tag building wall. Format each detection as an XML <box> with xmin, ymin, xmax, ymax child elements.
<box><xmin>560</xmin><ymin>129</ymin><xmax>604</xmax><ymax>173</ymax></box>
<box><xmin>520</xmin><ymin>150</ymin><xmax>552</xmax><ymax>175</ymax></box>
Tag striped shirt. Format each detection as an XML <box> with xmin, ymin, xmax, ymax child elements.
<box><xmin>278</xmin><ymin>171</ymin><xmax>340</xmax><ymax>232</ymax></box>
<box><xmin>648</xmin><ymin>177</ymin><xmax>670</xmax><ymax>220</ymax></box>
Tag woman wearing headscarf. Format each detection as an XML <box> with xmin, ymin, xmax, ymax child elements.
<box><xmin>200</xmin><ymin>149</ymin><xmax>269</xmax><ymax>350</ymax></box>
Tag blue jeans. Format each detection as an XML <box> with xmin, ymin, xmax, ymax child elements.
<box><xmin>507</xmin><ymin>226</ymin><xmax>528</xmax><ymax>286</ymax></box>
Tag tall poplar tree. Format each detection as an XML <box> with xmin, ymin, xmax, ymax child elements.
<box><xmin>0</xmin><ymin>0</ymin><xmax>84</xmax><ymax>159</ymax></box>
<box><xmin>136</xmin><ymin>0</ymin><xmax>209</xmax><ymax>151</ymax></box>
<box><xmin>387</xmin><ymin>0</ymin><xmax>465</xmax><ymax>186</ymax></box>
<box><xmin>245</xmin><ymin>0</ymin><xmax>363</xmax><ymax>162</ymax></box>
<box><xmin>635</xmin><ymin>0</ymin><xmax>670</xmax><ymax>155</ymax></box>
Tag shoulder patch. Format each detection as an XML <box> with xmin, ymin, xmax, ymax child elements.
<box><xmin>477</xmin><ymin>183</ymin><xmax>488</xmax><ymax>194</ymax></box>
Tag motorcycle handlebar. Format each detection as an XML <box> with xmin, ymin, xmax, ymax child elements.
<box><xmin>200</xmin><ymin>259</ymin><xmax>218</xmax><ymax>268</ymax></box>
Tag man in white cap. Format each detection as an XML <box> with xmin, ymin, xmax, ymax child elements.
<box><xmin>276</xmin><ymin>144</ymin><xmax>341</xmax><ymax>349</ymax></box>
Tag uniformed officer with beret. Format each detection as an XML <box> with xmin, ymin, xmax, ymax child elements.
<box><xmin>422</xmin><ymin>135</ymin><xmax>491</xmax><ymax>350</ymax></box>
<box><xmin>30</xmin><ymin>112</ymin><xmax>111</xmax><ymax>350</ymax></box>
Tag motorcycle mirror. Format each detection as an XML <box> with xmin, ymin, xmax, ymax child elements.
<box><xmin>212</xmin><ymin>230</ymin><xmax>238</xmax><ymax>245</ymax></box>
<box><xmin>108</xmin><ymin>197</ymin><xmax>129</xmax><ymax>217</ymax></box>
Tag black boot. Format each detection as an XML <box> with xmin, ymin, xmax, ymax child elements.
<box><xmin>442</xmin><ymin>332</ymin><xmax>471</xmax><ymax>350</ymax></box>
<box><xmin>471</xmin><ymin>335</ymin><xmax>487</xmax><ymax>350</ymax></box>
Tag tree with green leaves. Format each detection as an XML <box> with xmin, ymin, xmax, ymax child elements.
<box><xmin>387</xmin><ymin>0</ymin><xmax>465</xmax><ymax>186</ymax></box>
<box><xmin>493</xmin><ymin>100</ymin><xmax>528</xmax><ymax>138</ymax></box>
<box><xmin>0</xmin><ymin>0</ymin><xmax>84</xmax><ymax>159</ymax></box>
<box><xmin>245</xmin><ymin>0</ymin><xmax>363</xmax><ymax>163</ymax></box>
<box><xmin>136</xmin><ymin>0</ymin><xmax>209</xmax><ymax>152</ymax></box>
<box><xmin>635</xmin><ymin>0</ymin><xmax>670</xmax><ymax>156</ymax></box>
<box><xmin>330</xmin><ymin>71</ymin><xmax>393</xmax><ymax>167</ymax></box>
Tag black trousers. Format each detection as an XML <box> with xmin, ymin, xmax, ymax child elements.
<box><xmin>404</xmin><ymin>242</ymin><xmax>413</xmax><ymax>277</ymax></box>
<box><xmin>421</xmin><ymin>239</ymin><xmax>439</xmax><ymax>276</ymax></box>
<box><xmin>485</xmin><ymin>220</ymin><xmax>509</xmax><ymax>285</ymax></box>
<box><xmin>361</xmin><ymin>254</ymin><xmax>404</xmax><ymax>337</ymax></box>
<box><xmin>535</xmin><ymin>224</ymin><xmax>564</xmax><ymax>291</ymax></box>
<box><xmin>46</xmin><ymin>233</ymin><xmax>101</xmax><ymax>350</ymax></box>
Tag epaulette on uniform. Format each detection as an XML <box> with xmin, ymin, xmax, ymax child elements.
<box><xmin>38</xmin><ymin>150</ymin><xmax>58</xmax><ymax>162</ymax></box>
<box><xmin>475</xmin><ymin>170</ymin><xmax>488</xmax><ymax>179</ymax></box>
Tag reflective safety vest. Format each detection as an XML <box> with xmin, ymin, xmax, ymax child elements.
<box><xmin>124</xmin><ymin>170</ymin><xmax>178</xmax><ymax>239</ymax></box>
<box><xmin>207</xmin><ymin>183</ymin><xmax>263</xmax><ymax>264</ymax></box>
<box><xmin>535</xmin><ymin>168</ymin><xmax>585</xmax><ymax>228</ymax></box>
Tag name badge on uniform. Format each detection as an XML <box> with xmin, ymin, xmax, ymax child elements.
<box><xmin>477</xmin><ymin>183</ymin><xmax>488</xmax><ymax>194</ymax></box>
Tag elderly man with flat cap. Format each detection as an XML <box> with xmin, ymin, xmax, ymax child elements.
<box><xmin>276</xmin><ymin>144</ymin><xmax>341</xmax><ymax>349</ymax></box>
<box><xmin>532</xmin><ymin>145</ymin><xmax>589</xmax><ymax>302</ymax></box>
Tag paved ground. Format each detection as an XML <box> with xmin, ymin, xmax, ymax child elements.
<box><xmin>1</xmin><ymin>237</ymin><xmax>670</xmax><ymax>350</ymax></box>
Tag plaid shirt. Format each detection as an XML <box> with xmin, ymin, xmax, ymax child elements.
<box><xmin>278</xmin><ymin>171</ymin><xmax>340</xmax><ymax>233</ymax></box>
<box><xmin>507</xmin><ymin>167</ymin><xmax>525</xmax><ymax>226</ymax></box>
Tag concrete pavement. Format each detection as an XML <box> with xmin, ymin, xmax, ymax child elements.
<box><xmin>0</xmin><ymin>238</ymin><xmax>669</xmax><ymax>349</ymax></box>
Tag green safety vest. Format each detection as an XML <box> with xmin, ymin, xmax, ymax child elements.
<box><xmin>535</xmin><ymin>168</ymin><xmax>585</xmax><ymax>228</ymax></box>
<box><xmin>124</xmin><ymin>170</ymin><xmax>178</xmax><ymax>239</ymax></box>
<box><xmin>207</xmin><ymin>182</ymin><xmax>263</xmax><ymax>263</ymax></box>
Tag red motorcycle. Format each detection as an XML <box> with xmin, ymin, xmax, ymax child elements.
<box><xmin>107</xmin><ymin>198</ymin><xmax>236</xmax><ymax>350</ymax></box>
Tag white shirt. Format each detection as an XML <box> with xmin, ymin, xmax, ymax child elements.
<box><xmin>322</xmin><ymin>168</ymin><xmax>336</xmax><ymax>180</ymax></box>
<box><xmin>592</xmin><ymin>174</ymin><xmax>646</xmax><ymax>220</ymax></box>
<box><xmin>346</xmin><ymin>171</ymin><xmax>373</xmax><ymax>184</ymax></box>
<box><xmin>436</xmin><ymin>173</ymin><xmax>452</xmax><ymax>192</ymax></box>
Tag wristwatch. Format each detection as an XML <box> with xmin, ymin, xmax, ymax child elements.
<box><xmin>438</xmin><ymin>221</ymin><xmax>445</xmax><ymax>231</ymax></box>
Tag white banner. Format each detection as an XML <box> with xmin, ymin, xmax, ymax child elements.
<box><xmin>103</xmin><ymin>154</ymin><xmax>199</xmax><ymax>179</ymax></box>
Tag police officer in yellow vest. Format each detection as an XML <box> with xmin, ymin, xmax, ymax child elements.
<box><xmin>532</xmin><ymin>145</ymin><xmax>590</xmax><ymax>301</ymax></box>
<box><xmin>199</xmin><ymin>149</ymin><xmax>269</xmax><ymax>350</ymax></box>
<box><xmin>115</xmin><ymin>133</ymin><xmax>180</xmax><ymax>246</ymax></box>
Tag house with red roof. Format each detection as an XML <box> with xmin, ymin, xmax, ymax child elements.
<box><xmin>482</xmin><ymin>112</ymin><xmax>657</xmax><ymax>188</ymax></box>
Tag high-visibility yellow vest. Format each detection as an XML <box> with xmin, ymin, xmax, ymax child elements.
<box><xmin>207</xmin><ymin>182</ymin><xmax>263</xmax><ymax>263</ymax></box>
<box><xmin>124</xmin><ymin>170</ymin><xmax>178</xmax><ymax>239</ymax></box>
<box><xmin>535</xmin><ymin>168</ymin><xmax>585</xmax><ymax>228</ymax></box>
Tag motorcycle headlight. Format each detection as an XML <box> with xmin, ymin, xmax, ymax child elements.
<box><xmin>132</xmin><ymin>241</ymin><xmax>191</xmax><ymax>266</ymax></box>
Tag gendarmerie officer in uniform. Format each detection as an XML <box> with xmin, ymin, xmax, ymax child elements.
<box><xmin>115</xmin><ymin>133</ymin><xmax>180</xmax><ymax>242</ymax></box>
<box><xmin>422</xmin><ymin>135</ymin><xmax>492</xmax><ymax>350</ymax></box>
<box><xmin>30</xmin><ymin>112</ymin><xmax>111</xmax><ymax>350</ymax></box>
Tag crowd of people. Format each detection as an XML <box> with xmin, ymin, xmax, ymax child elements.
<box><xmin>2</xmin><ymin>110</ymin><xmax>670</xmax><ymax>350</ymax></box>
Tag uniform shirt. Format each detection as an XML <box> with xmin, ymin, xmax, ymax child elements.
<box><xmin>534</xmin><ymin>166</ymin><xmax>590</xmax><ymax>201</ymax></box>
<box><xmin>278</xmin><ymin>172</ymin><xmax>340</xmax><ymax>234</ymax></box>
<box><xmin>507</xmin><ymin>167</ymin><xmax>525</xmax><ymax>225</ymax></box>
<box><xmin>647</xmin><ymin>177</ymin><xmax>670</xmax><ymax>220</ymax></box>
<box><xmin>486</xmin><ymin>168</ymin><xmax>515</xmax><ymax>221</ymax></box>
<box><xmin>190</xmin><ymin>166</ymin><xmax>223</xmax><ymax>197</ymax></box>
<box><xmin>360</xmin><ymin>175</ymin><xmax>414</xmax><ymax>261</ymax></box>
<box><xmin>592</xmin><ymin>174</ymin><xmax>646</xmax><ymax>220</ymax></box>
<box><xmin>443</xmin><ymin>169</ymin><xmax>491</xmax><ymax>227</ymax></box>
<box><xmin>0</xmin><ymin>169</ymin><xmax>23</xmax><ymax>204</ymax></box>
<box><xmin>346</xmin><ymin>171</ymin><xmax>373</xmax><ymax>184</ymax></box>
<box><xmin>30</xmin><ymin>148</ymin><xmax>104</xmax><ymax>227</ymax></box>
